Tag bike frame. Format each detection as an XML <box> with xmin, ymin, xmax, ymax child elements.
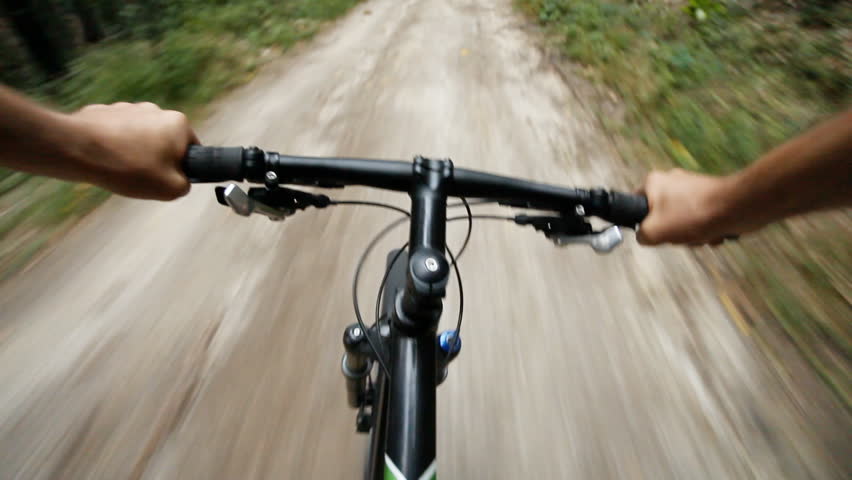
<box><xmin>363</xmin><ymin>157</ymin><xmax>451</xmax><ymax>480</ymax></box>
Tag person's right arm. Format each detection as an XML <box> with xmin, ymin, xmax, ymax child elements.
<box><xmin>638</xmin><ymin>109</ymin><xmax>852</xmax><ymax>245</ymax></box>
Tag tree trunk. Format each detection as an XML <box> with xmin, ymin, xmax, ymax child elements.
<box><xmin>0</xmin><ymin>0</ymin><xmax>75</xmax><ymax>78</ymax></box>
<box><xmin>0</xmin><ymin>24</ymin><xmax>42</xmax><ymax>88</ymax></box>
<box><xmin>96</xmin><ymin>0</ymin><xmax>121</xmax><ymax>30</ymax></box>
<box><xmin>71</xmin><ymin>0</ymin><xmax>105</xmax><ymax>43</ymax></box>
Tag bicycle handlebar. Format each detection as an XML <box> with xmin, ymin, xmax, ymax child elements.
<box><xmin>183</xmin><ymin>145</ymin><xmax>648</xmax><ymax>228</ymax></box>
<box><xmin>184</xmin><ymin>145</ymin><xmax>245</xmax><ymax>182</ymax></box>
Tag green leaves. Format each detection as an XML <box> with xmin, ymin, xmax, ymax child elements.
<box><xmin>538</xmin><ymin>0</ymin><xmax>566</xmax><ymax>22</ymax></box>
<box><xmin>684</xmin><ymin>0</ymin><xmax>727</xmax><ymax>21</ymax></box>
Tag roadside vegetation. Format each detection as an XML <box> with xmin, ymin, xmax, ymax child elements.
<box><xmin>0</xmin><ymin>0</ymin><xmax>361</xmax><ymax>280</ymax></box>
<box><xmin>516</xmin><ymin>0</ymin><xmax>850</xmax><ymax>410</ymax></box>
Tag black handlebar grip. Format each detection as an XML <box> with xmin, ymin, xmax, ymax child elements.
<box><xmin>183</xmin><ymin>145</ymin><xmax>245</xmax><ymax>182</ymax></box>
<box><xmin>608</xmin><ymin>191</ymin><xmax>649</xmax><ymax>228</ymax></box>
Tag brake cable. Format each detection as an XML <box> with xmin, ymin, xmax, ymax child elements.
<box><xmin>233</xmin><ymin>193</ymin><xmax>514</xmax><ymax>380</ymax></box>
<box><xmin>455</xmin><ymin>197</ymin><xmax>473</xmax><ymax>262</ymax></box>
<box><xmin>329</xmin><ymin>200</ymin><xmax>410</xmax><ymax>217</ymax></box>
<box><xmin>341</xmin><ymin>197</ymin><xmax>478</xmax><ymax>379</ymax></box>
<box><xmin>350</xmin><ymin>215</ymin><xmax>408</xmax><ymax>378</ymax></box>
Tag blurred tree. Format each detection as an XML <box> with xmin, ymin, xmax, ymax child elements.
<box><xmin>0</xmin><ymin>0</ymin><xmax>75</xmax><ymax>78</ymax></box>
<box><xmin>96</xmin><ymin>0</ymin><xmax>121</xmax><ymax>27</ymax></box>
<box><xmin>0</xmin><ymin>25</ymin><xmax>42</xmax><ymax>89</ymax></box>
<box><xmin>70</xmin><ymin>0</ymin><xmax>105</xmax><ymax>42</ymax></box>
<box><xmin>125</xmin><ymin>0</ymin><xmax>177</xmax><ymax>39</ymax></box>
<box><xmin>799</xmin><ymin>0</ymin><xmax>843</xmax><ymax>26</ymax></box>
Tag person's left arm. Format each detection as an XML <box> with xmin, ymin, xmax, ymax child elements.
<box><xmin>0</xmin><ymin>85</ymin><xmax>196</xmax><ymax>200</ymax></box>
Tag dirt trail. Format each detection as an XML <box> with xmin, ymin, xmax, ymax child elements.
<box><xmin>0</xmin><ymin>0</ymin><xmax>843</xmax><ymax>478</ymax></box>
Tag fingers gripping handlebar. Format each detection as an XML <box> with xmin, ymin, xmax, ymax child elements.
<box><xmin>183</xmin><ymin>145</ymin><xmax>649</xmax><ymax>228</ymax></box>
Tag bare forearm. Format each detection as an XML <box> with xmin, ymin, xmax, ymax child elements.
<box><xmin>713</xmin><ymin>110</ymin><xmax>852</xmax><ymax>233</ymax></box>
<box><xmin>0</xmin><ymin>85</ymin><xmax>94</xmax><ymax>183</ymax></box>
<box><xmin>639</xmin><ymin>109</ymin><xmax>852</xmax><ymax>246</ymax></box>
<box><xmin>0</xmin><ymin>86</ymin><xmax>194</xmax><ymax>200</ymax></box>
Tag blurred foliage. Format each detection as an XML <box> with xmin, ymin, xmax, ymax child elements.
<box><xmin>0</xmin><ymin>0</ymin><xmax>361</xmax><ymax>280</ymax></box>
<box><xmin>4</xmin><ymin>0</ymin><xmax>362</xmax><ymax>107</ymax></box>
<box><xmin>1</xmin><ymin>0</ymin><xmax>77</xmax><ymax>78</ymax></box>
<box><xmin>684</xmin><ymin>0</ymin><xmax>727</xmax><ymax>20</ymax></box>
<box><xmin>59</xmin><ymin>32</ymin><xmax>252</xmax><ymax>109</ymax></box>
<box><xmin>521</xmin><ymin>0</ymin><xmax>849</xmax><ymax>174</ymax></box>
<box><xmin>795</xmin><ymin>0</ymin><xmax>845</xmax><ymax>27</ymax></box>
<box><xmin>0</xmin><ymin>26</ymin><xmax>44</xmax><ymax>90</ymax></box>
<box><xmin>0</xmin><ymin>177</ymin><xmax>109</xmax><ymax>281</ymax></box>
<box><xmin>726</xmin><ymin>214</ymin><xmax>852</xmax><ymax>411</ymax></box>
<box><xmin>55</xmin><ymin>0</ymin><xmax>362</xmax><ymax>109</ymax></box>
<box><xmin>518</xmin><ymin>0</ymin><xmax>850</xmax><ymax>410</ymax></box>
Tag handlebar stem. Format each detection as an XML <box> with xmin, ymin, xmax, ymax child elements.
<box><xmin>397</xmin><ymin>157</ymin><xmax>452</xmax><ymax>330</ymax></box>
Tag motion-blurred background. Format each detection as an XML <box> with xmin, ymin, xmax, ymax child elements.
<box><xmin>0</xmin><ymin>0</ymin><xmax>849</xmax><ymax>478</ymax></box>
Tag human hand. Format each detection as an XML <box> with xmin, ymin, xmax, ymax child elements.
<box><xmin>69</xmin><ymin>102</ymin><xmax>197</xmax><ymax>200</ymax></box>
<box><xmin>637</xmin><ymin>168</ymin><xmax>739</xmax><ymax>246</ymax></box>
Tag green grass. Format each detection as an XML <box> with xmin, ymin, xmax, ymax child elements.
<box><xmin>58</xmin><ymin>32</ymin><xmax>254</xmax><ymax>110</ymax></box>
<box><xmin>0</xmin><ymin>0</ymin><xmax>362</xmax><ymax>281</ymax></box>
<box><xmin>517</xmin><ymin>0</ymin><xmax>851</xmax><ymax>410</ymax></box>
<box><xmin>521</xmin><ymin>0</ymin><xmax>849</xmax><ymax>173</ymax></box>
<box><xmin>59</xmin><ymin>0</ymin><xmax>363</xmax><ymax>110</ymax></box>
<box><xmin>734</xmin><ymin>214</ymin><xmax>852</xmax><ymax>410</ymax></box>
<box><xmin>0</xmin><ymin>179</ymin><xmax>109</xmax><ymax>281</ymax></box>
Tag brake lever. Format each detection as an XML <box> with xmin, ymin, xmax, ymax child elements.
<box><xmin>514</xmin><ymin>214</ymin><xmax>623</xmax><ymax>254</ymax></box>
<box><xmin>215</xmin><ymin>183</ymin><xmax>331</xmax><ymax>221</ymax></box>
<box><xmin>550</xmin><ymin>226</ymin><xmax>623</xmax><ymax>254</ymax></box>
<box><xmin>220</xmin><ymin>184</ymin><xmax>292</xmax><ymax>221</ymax></box>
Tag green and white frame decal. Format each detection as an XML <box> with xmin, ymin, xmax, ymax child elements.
<box><xmin>384</xmin><ymin>454</ymin><xmax>436</xmax><ymax>480</ymax></box>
